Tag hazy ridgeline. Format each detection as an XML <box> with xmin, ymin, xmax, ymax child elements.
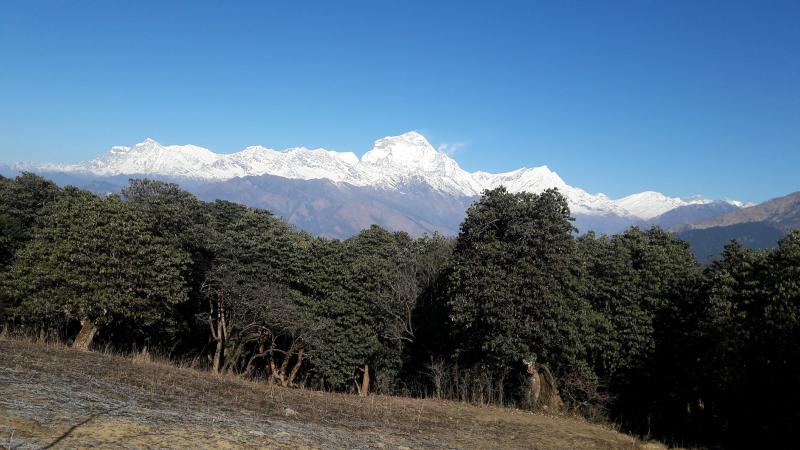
<box><xmin>1</xmin><ymin>172</ymin><xmax>798</xmax><ymax>448</ymax></box>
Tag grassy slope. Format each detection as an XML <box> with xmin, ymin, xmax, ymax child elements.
<box><xmin>0</xmin><ymin>338</ymin><xmax>654</xmax><ymax>449</ymax></box>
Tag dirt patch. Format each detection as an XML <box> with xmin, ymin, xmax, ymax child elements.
<box><xmin>0</xmin><ymin>339</ymin><xmax>645</xmax><ymax>449</ymax></box>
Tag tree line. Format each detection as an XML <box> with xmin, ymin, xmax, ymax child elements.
<box><xmin>1</xmin><ymin>172</ymin><xmax>798</xmax><ymax>448</ymax></box>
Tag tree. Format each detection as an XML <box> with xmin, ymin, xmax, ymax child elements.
<box><xmin>122</xmin><ymin>179</ymin><xmax>214</xmax><ymax>351</ymax></box>
<box><xmin>380</xmin><ymin>234</ymin><xmax>452</xmax><ymax>349</ymax></box>
<box><xmin>294</xmin><ymin>237</ymin><xmax>368</xmax><ymax>390</ymax></box>
<box><xmin>292</xmin><ymin>226</ymin><xmax>429</xmax><ymax>394</ymax></box>
<box><xmin>296</xmin><ymin>226</ymin><xmax>398</xmax><ymax>394</ymax></box>
<box><xmin>445</xmin><ymin>187</ymin><xmax>598</xmax><ymax>409</ymax></box>
<box><xmin>579</xmin><ymin>227</ymin><xmax>702</xmax><ymax>435</ymax></box>
<box><xmin>3</xmin><ymin>188</ymin><xmax>189</xmax><ymax>349</ymax></box>
<box><xmin>202</xmin><ymin>208</ymin><xmax>311</xmax><ymax>376</ymax></box>
<box><xmin>0</xmin><ymin>173</ymin><xmax>60</xmax><ymax>268</ymax></box>
<box><xmin>345</xmin><ymin>226</ymin><xmax>421</xmax><ymax>394</ymax></box>
<box><xmin>0</xmin><ymin>211</ymin><xmax>18</xmax><ymax>273</ymax></box>
<box><xmin>202</xmin><ymin>265</ymin><xmax>311</xmax><ymax>381</ymax></box>
<box><xmin>731</xmin><ymin>232</ymin><xmax>800</xmax><ymax>447</ymax></box>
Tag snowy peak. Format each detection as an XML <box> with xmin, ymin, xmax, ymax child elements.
<box><xmin>39</xmin><ymin>139</ymin><xmax>363</xmax><ymax>182</ymax></box>
<box><xmin>14</xmin><ymin>131</ymin><xmax>739</xmax><ymax>220</ymax></box>
<box><xmin>617</xmin><ymin>191</ymin><xmax>712</xmax><ymax>219</ymax></box>
<box><xmin>357</xmin><ymin>132</ymin><xmax>484</xmax><ymax>195</ymax></box>
<box><xmin>76</xmin><ymin>139</ymin><xmax>220</xmax><ymax>178</ymax></box>
<box><xmin>477</xmin><ymin>166</ymin><xmax>568</xmax><ymax>192</ymax></box>
<box><xmin>362</xmin><ymin>131</ymin><xmax>441</xmax><ymax>167</ymax></box>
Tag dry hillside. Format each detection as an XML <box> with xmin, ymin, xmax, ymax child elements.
<box><xmin>0</xmin><ymin>338</ymin><xmax>659</xmax><ymax>449</ymax></box>
<box><xmin>688</xmin><ymin>191</ymin><xmax>800</xmax><ymax>230</ymax></box>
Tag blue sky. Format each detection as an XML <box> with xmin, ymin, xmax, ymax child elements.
<box><xmin>1</xmin><ymin>0</ymin><xmax>798</xmax><ymax>202</ymax></box>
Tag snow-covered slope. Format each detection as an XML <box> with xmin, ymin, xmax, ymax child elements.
<box><xmin>15</xmin><ymin>131</ymin><xmax>732</xmax><ymax>220</ymax></box>
<box><xmin>473</xmin><ymin>167</ymin><xmax>633</xmax><ymax>216</ymax></box>
<box><xmin>358</xmin><ymin>133</ymin><xmax>486</xmax><ymax>195</ymax></box>
<box><xmin>30</xmin><ymin>138</ymin><xmax>363</xmax><ymax>183</ymax></box>
<box><xmin>616</xmin><ymin>191</ymin><xmax>712</xmax><ymax>220</ymax></box>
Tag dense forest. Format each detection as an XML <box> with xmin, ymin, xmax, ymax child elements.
<box><xmin>1</xmin><ymin>172</ymin><xmax>798</xmax><ymax>448</ymax></box>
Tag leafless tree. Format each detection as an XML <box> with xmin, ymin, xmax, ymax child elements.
<box><xmin>201</xmin><ymin>264</ymin><xmax>314</xmax><ymax>383</ymax></box>
<box><xmin>377</xmin><ymin>237</ymin><xmax>452</xmax><ymax>347</ymax></box>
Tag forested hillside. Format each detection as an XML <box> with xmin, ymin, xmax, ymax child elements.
<box><xmin>1</xmin><ymin>173</ymin><xmax>798</xmax><ymax>449</ymax></box>
<box><xmin>676</xmin><ymin>222</ymin><xmax>786</xmax><ymax>263</ymax></box>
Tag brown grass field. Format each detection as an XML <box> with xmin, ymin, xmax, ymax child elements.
<box><xmin>0</xmin><ymin>337</ymin><xmax>664</xmax><ymax>449</ymax></box>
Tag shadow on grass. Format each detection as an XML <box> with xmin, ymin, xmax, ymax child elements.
<box><xmin>41</xmin><ymin>406</ymin><xmax>121</xmax><ymax>449</ymax></box>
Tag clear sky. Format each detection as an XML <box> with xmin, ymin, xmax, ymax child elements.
<box><xmin>1</xmin><ymin>1</ymin><xmax>798</xmax><ymax>202</ymax></box>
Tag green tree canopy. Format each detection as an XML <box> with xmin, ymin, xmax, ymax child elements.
<box><xmin>445</xmin><ymin>187</ymin><xmax>601</xmax><ymax>405</ymax></box>
<box><xmin>0</xmin><ymin>173</ymin><xmax>60</xmax><ymax>268</ymax></box>
<box><xmin>3</xmin><ymin>187</ymin><xmax>190</xmax><ymax>345</ymax></box>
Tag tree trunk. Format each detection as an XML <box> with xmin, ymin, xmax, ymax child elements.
<box><xmin>244</xmin><ymin>351</ymin><xmax>268</xmax><ymax>378</ymax></box>
<box><xmin>287</xmin><ymin>348</ymin><xmax>304</xmax><ymax>386</ymax></box>
<box><xmin>278</xmin><ymin>349</ymin><xmax>292</xmax><ymax>386</ymax></box>
<box><xmin>72</xmin><ymin>318</ymin><xmax>97</xmax><ymax>351</ymax></box>
<box><xmin>244</xmin><ymin>338</ymin><xmax>266</xmax><ymax>378</ymax></box>
<box><xmin>360</xmin><ymin>363</ymin><xmax>370</xmax><ymax>397</ymax></box>
<box><xmin>271</xmin><ymin>357</ymin><xmax>287</xmax><ymax>386</ymax></box>
<box><xmin>267</xmin><ymin>356</ymin><xmax>276</xmax><ymax>386</ymax></box>
<box><xmin>212</xmin><ymin>319</ymin><xmax>224</xmax><ymax>374</ymax></box>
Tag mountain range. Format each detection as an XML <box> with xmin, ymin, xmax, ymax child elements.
<box><xmin>6</xmin><ymin>131</ymin><xmax>748</xmax><ymax>234</ymax></box>
<box><xmin>7</xmin><ymin>131</ymin><xmax>793</xmax><ymax>259</ymax></box>
<box><xmin>15</xmin><ymin>131</ymin><xmax>700</xmax><ymax>217</ymax></box>
<box><xmin>673</xmin><ymin>191</ymin><xmax>800</xmax><ymax>261</ymax></box>
<box><xmin>682</xmin><ymin>191</ymin><xmax>800</xmax><ymax>232</ymax></box>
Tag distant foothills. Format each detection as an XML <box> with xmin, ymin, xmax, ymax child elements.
<box><xmin>2</xmin><ymin>132</ymin><xmax>797</xmax><ymax>260</ymax></box>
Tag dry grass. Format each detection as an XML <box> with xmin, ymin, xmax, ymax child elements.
<box><xmin>0</xmin><ymin>336</ymin><xmax>659</xmax><ymax>449</ymax></box>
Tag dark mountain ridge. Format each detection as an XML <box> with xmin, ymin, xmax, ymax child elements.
<box><xmin>685</xmin><ymin>191</ymin><xmax>800</xmax><ymax>231</ymax></box>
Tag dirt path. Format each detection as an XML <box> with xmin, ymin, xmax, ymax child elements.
<box><xmin>0</xmin><ymin>339</ymin><xmax>647</xmax><ymax>449</ymax></box>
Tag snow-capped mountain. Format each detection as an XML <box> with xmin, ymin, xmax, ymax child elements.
<box><xmin>14</xmin><ymin>131</ymin><xmax>728</xmax><ymax>220</ymax></box>
<box><xmin>30</xmin><ymin>138</ymin><xmax>363</xmax><ymax>183</ymax></box>
<box><xmin>473</xmin><ymin>167</ymin><xmax>632</xmax><ymax>217</ymax></box>
<box><xmin>616</xmin><ymin>192</ymin><xmax>711</xmax><ymax>220</ymax></box>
